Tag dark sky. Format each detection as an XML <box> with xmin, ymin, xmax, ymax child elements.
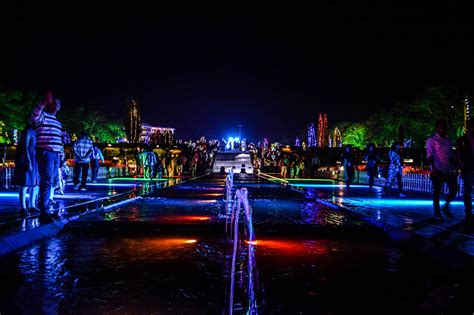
<box><xmin>1</xmin><ymin>2</ymin><xmax>472</xmax><ymax>142</ymax></box>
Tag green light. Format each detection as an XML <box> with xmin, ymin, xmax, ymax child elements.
<box><xmin>108</xmin><ymin>177</ymin><xmax>171</xmax><ymax>182</ymax></box>
<box><xmin>284</xmin><ymin>178</ymin><xmax>335</xmax><ymax>182</ymax></box>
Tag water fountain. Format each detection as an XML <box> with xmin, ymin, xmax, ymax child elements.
<box><xmin>225</xmin><ymin>168</ymin><xmax>234</xmax><ymax>234</ymax></box>
<box><xmin>229</xmin><ymin>187</ymin><xmax>257</xmax><ymax>314</ymax></box>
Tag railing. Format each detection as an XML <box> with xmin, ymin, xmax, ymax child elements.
<box><xmin>358</xmin><ymin>171</ymin><xmax>464</xmax><ymax>197</ymax></box>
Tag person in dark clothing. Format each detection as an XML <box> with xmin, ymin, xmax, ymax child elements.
<box><xmin>365</xmin><ymin>143</ymin><xmax>378</xmax><ymax>192</ymax></box>
<box><xmin>72</xmin><ymin>131</ymin><xmax>93</xmax><ymax>191</ymax></box>
<box><xmin>13</xmin><ymin>124</ymin><xmax>39</xmax><ymax>217</ymax></box>
<box><xmin>90</xmin><ymin>145</ymin><xmax>104</xmax><ymax>183</ymax></box>
<box><xmin>342</xmin><ymin>145</ymin><xmax>355</xmax><ymax>190</ymax></box>
<box><xmin>30</xmin><ymin>92</ymin><xmax>63</xmax><ymax>223</ymax></box>
<box><xmin>457</xmin><ymin>119</ymin><xmax>474</xmax><ymax>221</ymax></box>
<box><xmin>426</xmin><ymin>120</ymin><xmax>457</xmax><ymax>218</ymax></box>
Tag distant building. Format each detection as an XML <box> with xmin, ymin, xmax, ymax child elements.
<box><xmin>141</xmin><ymin>123</ymin><xmax>175</xmax><ymax>145</ymax></box>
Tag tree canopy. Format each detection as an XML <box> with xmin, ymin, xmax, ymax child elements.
<box><xmin>335</xmin><ymin>87</ymin><xmax>466</xmax><ymax>148</ymax></box>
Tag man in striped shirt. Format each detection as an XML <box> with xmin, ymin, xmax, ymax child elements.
<box><xmin>30</xmin><ymin>92</ymin><xmax>63</xmax><ymax>223</ymax></box>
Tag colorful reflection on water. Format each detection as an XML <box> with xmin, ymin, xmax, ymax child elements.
<box><xmin>0</xmin><ymin>174</ymin><xmax>471</xmax><ymax>314</ymax></box>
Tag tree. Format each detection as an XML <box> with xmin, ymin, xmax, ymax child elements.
<box><xmin>400</xmin><ymin>87</ymin><xmax>464</xmax><ymax>147</ymax></box>
<box><xmin>0</xmin><ymin>91</ymin><xmax>38</xmax><ymax>139</ymax></box>
<box><xmin>342</xmin><ymin>123</ymin><xmax>368</xmax><ymax>149</ymax></box>
<box><xmin>60</xmin><ymin>107</ymin><xmax>125</xmax><ymax>143</ymax></box>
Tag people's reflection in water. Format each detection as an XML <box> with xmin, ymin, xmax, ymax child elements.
<box><xmin>18</xmin><ymin>238</ymin><xmax>71</xmax><ymax>314</ymax></box>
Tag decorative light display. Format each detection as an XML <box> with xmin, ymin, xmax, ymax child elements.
<box><xmin>332</xmin><ymin>127</ymin><xmax>342</xmax><ymax>147</ymax></box>
<box><xmin>464</xmin><ymin>95</ymin><xmax>471</xmax><ymax>131</ymax></box>
<box><xmin>125</xmin><ymin>99</ymin><xmax>141</xmax><ymax>143</ymax></box>
<box><xmin>295</xmin><ymin>138</ymin><xmax>300</xmax><ymax>147</ymax></box>
<box><xmin>0</xmin><ymin>121</ymin><xmax>9</xmax><ymax>144</ymax></box>
<box><xmin>317</xmin><ymin>112</ymin><xmax>328</xmax><ymax>147</ymax></box>
<box><xmin>11</xmin><ymin>129</ymin><xmax>18</xmax><ymax>144</ymax></box>
<box><xmin>307</xmin><ymin>123</ymin><xmax>316</xmax><ymax>147</ymax></box>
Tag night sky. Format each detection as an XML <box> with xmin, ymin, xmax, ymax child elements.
<box><xmin>1</xmin><ymin>2</ymin><xmax>472</xmax><ymax>141</ymax></box>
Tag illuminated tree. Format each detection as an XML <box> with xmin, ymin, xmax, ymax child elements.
<box><xmin>464</xmin><ymin>95</ymin><xmax>471</xmax><ymax>133</ymax></box>
<box><xmin>307</xmin><ymin>123</ymin><xmax>316</xmax><ymax>147</ymax></box>
<box><xmin>342</xmin><ymin>123</ymin><xmax>368</xmax><ymax>149</ymax></box>
<box><xmin>332</xmin><ymin>127</ymin><xmax>342</xmax><ymax>147</ymax></box>
<box><xmin>125</xmin><ymin>99</ymin><xmax>141</xmax><ymax>143</ymax></box>
<box><xmin>317</xmin><ymin>112</ymin><xmax>328</xmax><ymax>147</ymax></box>
<box><xmin>0</xmin><ymin>91</ymin><xmax>38</xmax><ymax>139</ymax></box>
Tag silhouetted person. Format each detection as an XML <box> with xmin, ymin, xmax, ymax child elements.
<box><xmin>90</xmin><ymin>145</ymin><xmax>104</xmax><ymax>183</ymax></box>
<box><xmin>30</xmin><ymin>92</ymin><xmax>62</xmax><ymax>223</ymax></box>
<box><xmin>13</xmin><ymin>123</ymin><xmax>39</xmax><ymax>217</ymax></box>
<box><xmin>457</xmin><ymin>119</ymin><xmax>474</xmax><ymax>222</ymax></box>
<box><xmin>342</xmin><ymin>144</ymin><xmax>355</xmax><ymax>190</ymax></box>
<box><xmin>426</xmin><ymin>120</ymin><xmax>458</xmax><ymax>219</ymax></box>
<box><xmin>365</xmin><ymin>143</ymin><xmax>378</xmax><ymax>192</ymax></box>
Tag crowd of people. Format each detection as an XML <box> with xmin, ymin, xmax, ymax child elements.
<box><xmin>12</xmin><ymin>93</ymin><xmax>106</xmax><ymax>221</ymax></box>
<box><xmin>132</xmin><ymin>138</ymin><xmax>218</xmax><ymax>179</ymax></box>
<box><xmin>9</xmin><ymin>92</ymin><xmax>474</xmax><ymax>224</ymax></box>
<box><xmin>12</xmin><ymin>92</ymin><xmax>218</xmax><ymax>222</ymax></box>
<box><xmin>249</xmin><ymin>119</ymin><xmax>474</xmax><ymax>222</ymax></box>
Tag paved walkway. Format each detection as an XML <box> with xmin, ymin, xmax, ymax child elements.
<box><xmin>260</xmin><ymin>173</ymin><xmax>474</xmax><ymax>260</ymax></box>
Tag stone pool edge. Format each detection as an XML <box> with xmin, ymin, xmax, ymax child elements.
<box><xmin>0</xmin><ymin>196</ymin><xmax>141</xmax><ymax>257</ymax></box>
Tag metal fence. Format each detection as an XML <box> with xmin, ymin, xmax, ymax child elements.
<box><xmin>357</xmin><ymin>171</ymin><xmax>464</xmax><ymax>197</ymax></box>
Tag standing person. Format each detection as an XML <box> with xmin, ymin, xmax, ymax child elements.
<box><xmin>176</xmin><ymin>155</ymin><xmax>183</xmax><ymax>177</ymax></box>
<box><xmin>311</xmin><ymin>154</ymin><xmax>321</xmax><ymax>177</ymax></box>
<box><xmin>384</xmin><ymin>142</ymin><xmax>406</xmax><ymax>197</ymax></box>
<box><xmin>143</xmin><ymin>146</ymin><xmax>156</xmax><ymax>179</ymax></box>
<box><xmin>72</xmin><ymin>131</ymin><xmax>93</xmax><ymax>191</ymax></box>
<box><xmin>155</xmin><ymin>156</ymin><xmax>163</xmax><ymax>179</ymax></box>
<box><xmin>341</xmin><ymin>145</ymin><xmax>355</xmax><ymax>190</ymax></box>
<box><xmin>12</xmin><ymin>124</ymin><xmax>39</xmax><ymax>217</ymax></box>
<box><xmin>178</xmin><ymin>155</ymin><xmax>186</xmax><ymax>177</ymax></box>
<box><xmin>426</xmin><ymin>120</ymin><xmax>458</xmax><ymax>218</ymax></box>
<box><xmin>57</xmin><ymin>153</ymin><xmax>70</xmax><ymax>195</ymax></box>
<box><xmin>135</xmin><ymin>147</ymin><xmax>143</xmax><ymax>177</ymax></box>
<box><xmin>90</xmin><ymin>145</ymin><xmax>104</xmax><ymax>183</ymax></box>
<box><xmin>457</xmin><ymin>119</ymin><xmax>474</xmax><ymax>221</ymax></box>
<box><xmin>365</xmin><ymin>143</ymin><xmax>379</xmax><ymax>192</ymax></box>
<box><xmin>30</xmin><ymin>92</ymin><xmax>62</xmax><ymax>223</ymax></box>
<box><xmin>280</xmin><ymin>155</ymin><xmax>288</xmax><ymax>178</ymax></box>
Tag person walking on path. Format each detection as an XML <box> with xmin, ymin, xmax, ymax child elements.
<box><xmin>12</xmin><ymin>123</ymin><xmax>39</xmax><ymax>217</ymax></box>
<box><xmin>426</xmin><ymin>120</ymin><xmax>458</xmax><ymax>219</ymax></box>
<box><xmin>384</xmin><ymin>142</ymin><xmax>406</xmax><ymax>197</ymax></box>
<box><xmin>280</xmin><ymin>155</ymin><xmax>289</xmax><ymax>178</ymax></box>
<box><xmin>30</xmin><ymin>92</ymin><xmax>63</xmax><ymax>223</ymax></box>
<box><xmin>457</xmin><ymin>119</ymin><xmax>474</xmax><ymax>222</ymax></box>
<box><xmin>341</xmin><ymin>145</ymin><xmax>355</xmax><ymax>191</ymax></box>
<box><xmin>90</xmin><ymin>145</ymin><xmax>104</xmax><ymax>183</ymax></box>
<box><xmin>72</xmin><ymin>131</ymin><xmax>93</xmax><ymax>191</ymax></box>
<box><xmin>365</xmin><ymin>143</ymin><xmax>379</xmax><ymax>192</ymax></box>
